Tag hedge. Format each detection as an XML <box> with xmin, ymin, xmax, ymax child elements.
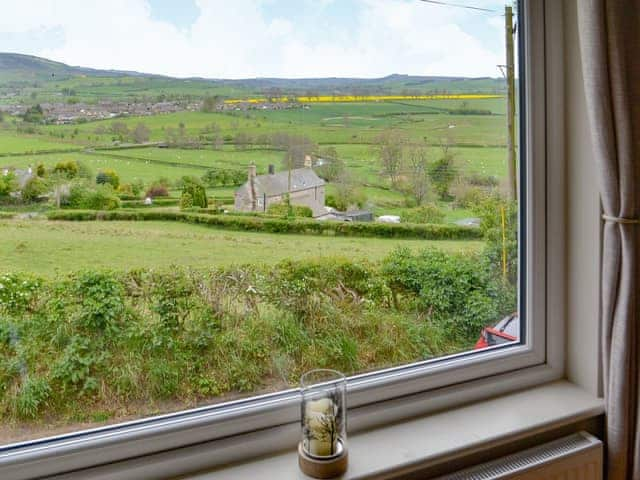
<box><xmin>46</xmin><ymin>210</ymin><xmax>482</xmax><ymax>240</ymax></box>
<box><xmin>120</xmin><ymin>198</ymin><xmax>180</xmax><ymax>208</ymax></box>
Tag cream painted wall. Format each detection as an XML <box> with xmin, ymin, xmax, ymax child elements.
<box><xmin>564</xmin><ymin>0</ymin><xmax>601</xmax><ymax>396</ymax></box>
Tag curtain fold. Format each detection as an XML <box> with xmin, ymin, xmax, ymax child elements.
<box><xmin>577</xmin><ymin>1</ymin><xmax>640</xmax><ymax>479</ymax></box>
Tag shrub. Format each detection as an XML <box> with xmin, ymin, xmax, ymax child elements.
<box><xmin>53</xmin><ymin>160</ymin><xmax>79</xmax><ymax>179</ymax></box>
<box><xmin>96</xmin><ymin>169</ymin><xmax>120</xmax><ymax>189</ymax></box>
<box><xmin>400</xmin><ymin>204</ymin><xmax>445</xmax><ymax>224</ymax></box>
<box><xmin>452</xmin><ymin>183</ymin><xmax>488</xmax><ymax>209</ymax></box>
<box><xmin>145</xmin><ymin>184</ymin><xmax>169</xmax><ymax>198</ymax></box>
<box><xmin>21</xmin><ymin>176</ymin><xmax>48</xmax><ymax>203</ymax></box>
<box><xmin>0</xmin><ymin>172</ymin><xmax>18</xmax><ymax>197</ymax></box>
<box><xmin>382</xmin><ymin>248</ymin><xmax>515</xmax><ymax>344</ymax></box>
<box><xmin>181</xmin><ymin>176</ymin><xmax>207</xmax><ymax>208</ymax></box>
<box><xmin>66</xmin><ymin>183</ymin><xmax>120</xmax><ymax>210</ymax></box>
<box><xmin>267</xmin><ymin>202</ymin><xmax>313</xmax><ymax>218</ymax></box>
<box><xmin>180</xmin><ymin>192</ymin><xmax>193</xmax><ymax>210</ymax></box>
<box><xmin>465</xmin><ymin>173</ymin><xmax>499</xmax><ymax>187</ymax></box>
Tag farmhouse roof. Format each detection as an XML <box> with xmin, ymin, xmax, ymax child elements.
<box><xmin>249</xmin><ymin>167</ymin><xmax>325</xmax><ymax>196</ymax></box>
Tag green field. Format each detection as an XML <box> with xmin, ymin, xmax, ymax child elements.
<box><xmin>0</xmin><ymin>219</ymin><xmax>482</xmax><ymax>277</ymax></box>
<box><xmin>0</xmin><ymin>130</ymin><xmax>79</xmax><ymax>155</ymax></box>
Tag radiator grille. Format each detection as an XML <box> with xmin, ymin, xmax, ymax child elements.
<box><xmin>434</xmin><ymin>432</ymin><xmax>602</xmax><ymax>480</ymax></box>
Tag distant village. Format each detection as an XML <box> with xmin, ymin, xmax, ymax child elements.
<box><xmin>0</xmin><ymin>98</ymin><xmax>306</xmax><ymax>124</ymax></box>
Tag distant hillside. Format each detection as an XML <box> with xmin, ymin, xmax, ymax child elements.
<box><xmin>0</xmin><ymin>52</ymin><xmax>505</xmax><ymax>102</ymax></box>
<box><xmin>0</xmin><ymin>53</ymin><xmax>164</xmax><ymax>82</ymax></box>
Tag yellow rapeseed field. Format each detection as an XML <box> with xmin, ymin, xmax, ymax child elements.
<box><xmin>223</xmin><ymin>93</ymin><xmax>503</xmax><ymax>105</ymax></box>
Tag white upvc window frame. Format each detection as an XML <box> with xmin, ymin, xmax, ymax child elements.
<box><xmin>0</xmin><ymin>1</ymin><xmax>565</xmax><ymax>478</ymax></box>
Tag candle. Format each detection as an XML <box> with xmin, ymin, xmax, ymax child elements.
<box><xmin>305</xmin><ymin>397</ymin><xmax>338</xmax><ymax>456</ymax></box>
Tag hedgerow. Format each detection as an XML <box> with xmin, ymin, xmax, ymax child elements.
<box><xmin>0</xmin><ymin>251</ymin><xmax>513</xmax><ymax>423</ymax></box>
<box><xmin>46</xmin><ymin>209</ymin><xmax>482</xmax><ymax>240</ymax></box>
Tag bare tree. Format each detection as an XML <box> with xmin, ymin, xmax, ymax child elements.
<box><xmin>374</xmin><ymin>130</ymin><xmax>406</xmax><ymax>188</ymax></box>
<box><xmin>132</xmin><ymin>122</ymin><xmax>151</xmax><ymax>144</ymax></box>
<box><xmin>404</xmin><ymin>144</ymin><xmax>430</xmax><ymax>205</ymax></box>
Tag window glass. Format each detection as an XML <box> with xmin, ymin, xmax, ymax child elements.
<box><xmin>0</xmin><ymin>0</ymin><xmax>520</xmax><ymax>445</ymax></box>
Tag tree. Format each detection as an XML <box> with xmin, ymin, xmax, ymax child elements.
<box><xmin>330</xmin><ymin>172</ymin><xmax>367</xmax><ymax>211</ymax></box>
<box><xmin>110</xmin><ymin>121</ymin><xmax>129</xmax><ymax>141</ymax></box>
<box><xmin>132</xmin><ymin>123</ymin><xmax>150</xmax><ymax>143</ymax></box>
<box><xmin>181</xmin><ymin>176</ymin><xmax>208</xmax><ymax>208</ymax></box>
<box><xmin>374</xmin><ymin>131</ymin><xmax>405</xmax><ymax>188</ymax></box>
<box><xmin>403</xmin><ymin>144</ymin><xmax>430</xmax><ymax>205</ymax></box>
<box><xmin>316</xmin><ymin>146</ymin><xmax>345</xmax><ymax>182</ymax></box>
<box><xmin>201</xmin><ymin>95</ymin><xmax>222</xmax><ymax>112</ymax></box>
<box><xmin>96</xmin><ymin>169</ymin><xmax>120</xmax><ymax>189</ymax></box>
<box><xmin>428</xmin><ymin>140</ymin><xmax>457</xmax><ymax>200</ymax></box>
<box><xmin>22</xmin><ymin>104</ymin><xmax>44</xmax><ymax>123</ymax></box>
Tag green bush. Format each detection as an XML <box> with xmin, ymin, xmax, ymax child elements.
<box><xmin>382</xmin><ymin>248</ymin><xmax>515</xmax><ymax>344</ymax></box>
<box><xmin>181</xmin><ymin>176</ymin><xmax>207</xmax><ymax>208</ymax></box>
<box><xmin>179</xmin><ymin>193</ymin><xmax>193</xmax><ymax>210</ymax></box>
<box><xmin>21</xmin><ymin>176</ymin><xmax>48</xmax><ymax>203</ymax></box>
<box><xmin>96</xmin><ymin>169</ymin><xmax>120</xmax><ymax>189</ymax></box>
<box><xmin>267</xmin><ymin>202</ymin><xmax>313</xmax><ymax>218</ymax></box>
<box><xmin>66</xmin><ymin>183</ymin><xmax>120</xmax><ymax>210</ymax></box>
<box><xmin>53</xmin><ymin>160</ymin><xmax>79</xmax><ymax>179</ymax></box>
<box><xmin>400</xmin><ymin>204</ymin><xmax>445</xmax><ymax>224</ymax></box>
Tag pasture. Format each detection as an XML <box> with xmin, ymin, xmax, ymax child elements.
<box><xmin>0</xmin><ymin>219</ymin><xmax>482</xmax><ymax>277</ymax></box>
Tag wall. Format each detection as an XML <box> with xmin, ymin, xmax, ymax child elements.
<box><xmin>564</xmin><ymin>0</ymin><xmax>601</xmax><ymax>396</ymax></box>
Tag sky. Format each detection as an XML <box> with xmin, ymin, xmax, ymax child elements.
<box><xmin>0</xmin><ymin>0</ymin><xmax>510</xmax><ymax>79</ymax></box>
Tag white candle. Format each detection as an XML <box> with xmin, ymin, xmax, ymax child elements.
<box><xmin>309</xmin><ymin>439</ymin><xmax>332</xmax><ymax>457</ymax></box>
<box><xmin>305</xmin><ymin>397</ymin><xmax>338</xmax><ymax>456</ymax></box>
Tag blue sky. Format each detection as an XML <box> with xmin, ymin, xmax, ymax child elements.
<box><xmin>0</xmin><ymin>0</ymin><xmax>512</xmax><ymax>79</ymax></box>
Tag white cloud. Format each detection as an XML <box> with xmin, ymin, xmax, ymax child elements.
<box><xmin>0</xmin><ymin>0</ymin><xmax>505</xmax><ymax>78</ymax></box>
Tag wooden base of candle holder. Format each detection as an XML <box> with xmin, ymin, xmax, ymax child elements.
<box><xmin>298</xmin><ymin>442</ymin><xmax>348</xmax><ymax>479</ymax></box>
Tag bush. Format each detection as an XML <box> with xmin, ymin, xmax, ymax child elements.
<box><xmin>382</xmin><ymin>248</ymin><xmax>515</xmax><ymax>344</ymax></box>
<box><xmin>53</xmin><ymin>161</ymin><xmax>79</xmax><ymax>179</ymax></box>
<box><xmin>452</xmin><ymin>183</ymin><xmax>488</xmax><ymax>209</ymax></box>
<box><xmin>180</xmin><ymin>192</ymin><xmax>193</xmax><ymax>210</ymax></box>
<box><xmin>96</xmin><ymin>169</ymin><xmax>120</xmax><ymax>189</ymax></box>
<box><xmin>66</xmin><ymin>184</ymin><xmax>120</xmax><ymax>210</ymax></box>
<box><xmin>267</xmin><ymin>202</ymin><xmax>313</xmax><ymax>218</ymax></box>
<box><xmin>145</xmin><ymin>184</ymin><xmax>169</xmax><ymax>198</ymax></box>
<box><xmin>181</xmin><ymin>176</ymin><xmax>207</xmax><ymax>208</ymax></box>
<box><xmin>400</xmin><ymin>204</ymin><xmax>445</xmax><ymax>224</ymax></box>
<box><xmin>21</xmin><ymin>176</ymin><xmax>48</xmax><ymax>203</ymax></box>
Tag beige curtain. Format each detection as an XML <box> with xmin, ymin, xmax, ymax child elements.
<box><xmin>577</xmin><ymin>1</ymin><xmax>640</xmax><ymax>479</ymax></box>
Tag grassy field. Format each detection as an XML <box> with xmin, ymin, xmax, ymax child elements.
<box><xmin>0</xmin><ymin>219</ymin><xmax>482</xmax><ymax>277</ymax></box>
<box><xmin>0</xmin><ymin>130</ymin><xmax>80</xmax><ymax>155</ymax></box>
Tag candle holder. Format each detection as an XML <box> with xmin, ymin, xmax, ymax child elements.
<box><xmin>298</xmin><ymin>369</ymin><xmax>348</xmax><ymax>479</ymax></box>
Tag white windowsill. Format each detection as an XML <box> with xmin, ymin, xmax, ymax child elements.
<box><xmin>182</xmin><ymin>381</ymin><xmax>603</xmax><ymax>480</ymax></box>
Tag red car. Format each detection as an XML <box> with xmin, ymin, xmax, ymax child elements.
<box><xmin>474</xmin><ymin>313</ymin><xmax>519</xmax><ymax>349</ymax></box>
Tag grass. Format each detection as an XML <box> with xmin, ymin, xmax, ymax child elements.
<box><xmin>0</xmin><ymin>219</ymin><xmax>482</xmax><ymax>277</ymax></box>
<box><xmin>0</xmin><ymin>131</ymin><xmax>79</xmax><ymax>155</ymax></box>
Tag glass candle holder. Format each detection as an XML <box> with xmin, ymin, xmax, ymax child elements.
<box><xmin>300</xmin><ymin>369</ymin><xmax>347</xmax><ymax>459</ymax></box>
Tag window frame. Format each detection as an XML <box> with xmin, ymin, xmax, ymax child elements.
<box><xmin>0</xmin><ymin>1</ymin><xmax>566</xmax><ymax>477</ymax></box>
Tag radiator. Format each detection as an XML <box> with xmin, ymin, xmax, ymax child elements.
<box><xmin>434</xmin><ymin>431</ymin><xmax>602</xmax><ymax>480</ymax></box>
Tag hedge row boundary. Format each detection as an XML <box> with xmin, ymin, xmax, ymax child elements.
<box><xmin>46</xmin><ymin>209</ymin><xmax>482</xmax><ymax>240</ymax></box>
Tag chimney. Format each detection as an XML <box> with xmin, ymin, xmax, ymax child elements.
<box><xmin>268</xmin><ymin>164</ymin><xmax>275</xmax><ymax>175</ymax></box>
<box><xmin>304</xmin><ymin>155</ymin><xmax>313</xmax><ymax>168</ymax></box>
<box><xmin>248</xmin><ymin>164</ymin><xmax>257</xmax><ymax>211</ymax></box>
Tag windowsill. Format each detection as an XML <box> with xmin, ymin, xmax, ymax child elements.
<box><xmin>182</xmin><ymin>381</ymin><xmax>603</xmax><ymax>479</ymax></box>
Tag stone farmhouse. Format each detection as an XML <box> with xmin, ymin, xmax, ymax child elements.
<box><xmin>234</xmin><ymin>157</ymin><xmax>326</xmax><ymax>217</ymax></box>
